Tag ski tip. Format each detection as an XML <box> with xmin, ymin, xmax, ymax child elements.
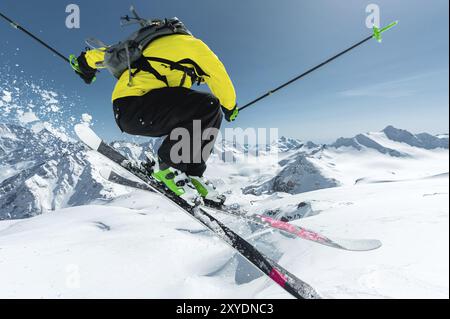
<box><xmin>74</xmin><ymin>124</ymin><xmax>102</xmax><ymax>150</ymax></box>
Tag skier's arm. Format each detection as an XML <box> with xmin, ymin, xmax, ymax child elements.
<box><xmin>193</xmin><ymin>40</ymin><xmax>236</xmax><ymax>111</ymax></box>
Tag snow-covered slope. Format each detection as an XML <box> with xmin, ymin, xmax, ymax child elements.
<box><xmin>250</xmin><ymin>173</ymin><xmax>449</xmax><ymax>298</ymax></box>
<box><xmin>0</xmin><ymin>173</ymin><xmax>447</xmax><ymax>298</ymax></box>
<box><xmin>319</xmin><ymin>126</ymin><xmax>448</xmax><ymax>186</ymax></box>
<box><xmin>0</xmin><ymin>122</ymin><xmax>448</xmax><ymax>298</ymax></box>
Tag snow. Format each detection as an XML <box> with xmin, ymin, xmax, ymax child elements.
<box><xmin>304</xmin><ymin>131</ymin><xmax>449</xmax><ymax>187</ymax></box>
<box><xmin>0</xmin><ymin>194</ymin><xmax>267</xmax><ymax>298</ymax></box>
<box><xmin>0</xmin><ymin>120</ymin><xmax>449</xmax><ymax>298</ymax></box>
<box><xmin>0</xmin><ymin>123</ymin><xmax>125</xmax><ymax>219</ymax></box>
<box><xmin>17</xmin><ymin>110</ymin><xmax>39</xmax><ymax>124</ymax></box>
<box><xmin>2</xmin><ymin>90</ymin><xmax>12</xmax><ymax>103</ymax></box>
<box><xmin>310</xmin><ymin>146</ymin><xmax>448</xmax><ymax>186</ymax></box>
<box><xmin>247</xmin><ymin>174</ymin><xmax>448</xmax><ymax>298</ymax></box>
<box><xmin>0</xmin><ymin>174</ymin><xmax>447</xmax><ymax>298</ymax></box>
<box><xmin>81</xmin><ymin>113</ymin><xmax>93</xmax><ymax>125</ymax></box>
<box><xmin>0</xmin><ymin>120</ymin><xmax>448</xmax><ymax>298</ymax></box>
<box><xmin>39</xmin><ymin>90</ymin><xmax>59</xmax><ymax>106</ymax></box>
<box><xmin>0</xmin><ymin>64</ymin><xmax>89</xmax><ymax>144</ymax></box>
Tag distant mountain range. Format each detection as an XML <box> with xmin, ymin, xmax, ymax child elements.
<box><xmin>245</xmin><ymin>126</ymin><xmax>448</xmax><ymax>195</ymax></box>
<box><xmin>330</xmin><ymin>126</ymin><xmax>448</xmax><ymax>156</ymax></box>
<box><xmin>0</xmin><ymin>122</ymin><xmax>448</xmax><ymax>219</ymax></box>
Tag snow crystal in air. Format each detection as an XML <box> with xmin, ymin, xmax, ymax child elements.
<box><xmin>17</xmin><ymin>110</ymin><xmax>39</xmax><ymax>124</ymax></box>
<box><xmin>81</xmin><ymin>113</ymin><xmax>93</xmax><ymax>125</ymax></box>
<box><xmin>0</xmin><ymin>64</ymin><xmax>89</xmax><ymax>140</ymax></box>
<box><xmin>2</xmin><ymin>90</ymin><xmax>12</xmax><ymax>103</ymax></box>
<box><xmin>40</xmin><ymin>90</ymin><xmax>59</xmax><ymax>105</ymax></box>
<box><xmin>49</xmin><ymin>105</ymin><xmax>60</xmax><ymax>112</ymax></box>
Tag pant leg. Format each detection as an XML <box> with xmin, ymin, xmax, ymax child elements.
<box><xmin>113</xmin><ymin>87</ymin><xmax>223</xmax><ymax>176</ymax></box>
<box><xmin>156</xmin><ymin>89</ymin><xmax>223</xmax><ymax>177</ymax></box>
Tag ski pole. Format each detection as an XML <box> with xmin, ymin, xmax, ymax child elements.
<box><xmin>239</xmin><ymin>21</ymin><xmax>398</xmax><ymax>112</ymax></box>
<box><xmin>0</xmin><ymin>11</ymin><xmax>70</xmax><ymax>64</ymax></box>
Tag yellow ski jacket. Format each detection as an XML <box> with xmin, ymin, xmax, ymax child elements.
<box><xmin>84</xmin><ymin>34</ymin><xmax>236</xmax><ymax>110</ymax></box>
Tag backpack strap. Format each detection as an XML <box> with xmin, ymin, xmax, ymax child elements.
<box><xmin>131</xmin><ymin>56</ymin><xmax>169</xmax><ymax>87</ymax></box>
<box><xmin>176</xmin><ymin>58</ymin><xmax>210</xmax><ymax>85</ymax></box>
<box><xmin>146</xmin><ymin>57</ymin><xmax>209</xmax><ymax>86</ymax></box>
<box><xmin>130</xmin><ymin>56</ymin><xmax>209</xmax><ymax>87</ymax></box>
<box><xmin>176</xmin><ymin>58</ymin><xmax>209</xmax><ymax>77</ymax></box>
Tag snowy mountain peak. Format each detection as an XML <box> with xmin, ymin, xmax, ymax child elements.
<box><xmin>330</xmin><ymin>132</ymin><xmax>407</xmax><ymax>157</ymax></box>
<box><xmin>0</xmin><ymin>123</ymin><xmax>116</xmax><ymax>220</ymax></box>
<box><xmin>244</xmin><ymin>154</ymin><xmax>339</xmax><ymax>195</ymax></box>
<box><xmin>382</xmin><ymin>125</ymin><xmax>448</xmax><ymax>150</ymax></box>
<box><xmin>331</xmin><ymin>126</ymin><xmax>448</xmax><ymax>155</ymax></box>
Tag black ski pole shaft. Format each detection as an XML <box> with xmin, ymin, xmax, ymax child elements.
<box><xmin>0</xmin><ymin>12</ymin><xmax>70</xmax><ymax>64</ymax></box>
<box><xmin>239</xmin><ymin>35</ymin><xmax>373</xmax><ymax>112</ymax></box>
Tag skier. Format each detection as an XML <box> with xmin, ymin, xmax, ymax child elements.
<box><xmin>72</xmin><ymin>18</ymin><xmax>238</xmax><ymax>205</ymax></box>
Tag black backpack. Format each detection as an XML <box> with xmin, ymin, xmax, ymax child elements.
<box><xmin>87</xmin><ymin>6</ymin><xmax>208</xmax><ymax>87</ymax></box>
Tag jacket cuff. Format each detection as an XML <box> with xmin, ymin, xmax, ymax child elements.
<box><xmin>78</xmin><ymin>52</ymin><xmax>97</xmax><ymax>75</ymax></box>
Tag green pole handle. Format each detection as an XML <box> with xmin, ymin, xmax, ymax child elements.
<box><xmin>373</xmin><ymin>21</ymin><xmax>399</xmax><ymax>43</ymax></box>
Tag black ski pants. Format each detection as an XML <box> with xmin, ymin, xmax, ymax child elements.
<box><xmin>113</xmin><ymin>87</ymin><xmax>223</xmax><ymax>177</ymax></box>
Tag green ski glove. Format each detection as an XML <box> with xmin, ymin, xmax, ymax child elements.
<box><xmin>70</xmin><ymin>52</ymin><xmax>97</xmax><ymax>84</ymax></box>
<box><xmin>222</xmin><ymin>104</ymin><xmax>239</xmax><ymax>122</ymax></box>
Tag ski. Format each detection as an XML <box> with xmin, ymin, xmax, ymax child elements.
<box><xmin>75</xmin><ymin>124</ymin><xmax>320</xmax><ymax>299</ymax></box>
<box><xmin>203</xmin><ymin>206</ymin><xmax>382</xmax><ymax>251</ymax></box>
<box><xmin>201</xmin><ymin>207</ymin><xmax>382</xmax><ymax>251</ymax></box>
<box><xmin>100</xmin><ymin>167</ymin><xmax>381</xmax><ymax>252</ymax></box>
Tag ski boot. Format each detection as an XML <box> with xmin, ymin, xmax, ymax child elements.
<box><xmin>151</xmin><ymin>162</ymin><xmax>201</xmax><ymax>207</ymax></box>
<box><xmin>189</xmin><ymin>176</ymin><xmax>226</xmax><ymax>207</ymax></box>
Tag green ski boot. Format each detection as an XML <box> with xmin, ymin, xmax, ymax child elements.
<box><xmin>152</xmin><ymin>166</ymin><xmax>200</xmax><ymax>206</ymax></box>
<box><xmin>189</xmin><ymin>176</ymin><xmax>226</xmax><ymax>207</ymax></box>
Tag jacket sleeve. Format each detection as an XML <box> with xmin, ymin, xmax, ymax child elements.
<box><xmin>84</xmin><ymin>49</ymin><xmax>106</xmax><ymax>69</ymax></box>
<box><xmin>192</xmin><ymin>40</ymin><xmax>236</xmax><ymax>110</ymax></box>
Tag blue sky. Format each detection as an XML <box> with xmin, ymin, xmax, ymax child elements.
<box><xmin>0</xmin><ymin>0</ymin><xmax>448</xmax><ymax>143</ymax></box>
